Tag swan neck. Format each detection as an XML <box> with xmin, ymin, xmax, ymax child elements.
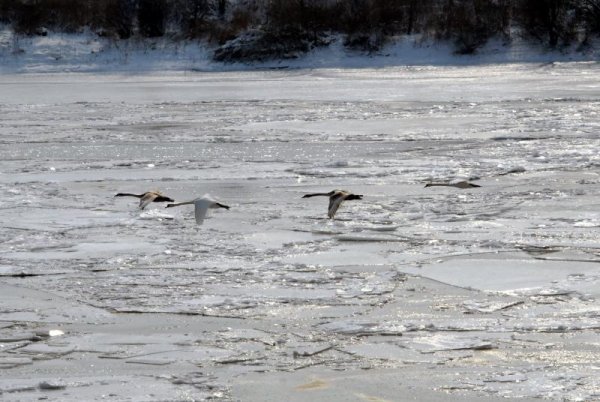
<box><xmin>115</xmin><ymin>193</ymin><xmax>142</xmax><ymax>198</ymax></box>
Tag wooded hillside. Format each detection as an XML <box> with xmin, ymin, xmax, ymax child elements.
<box><xmin>1</xmin><ymin>0</ymin><xmax>598</xmax><ymax>59</ymax></box>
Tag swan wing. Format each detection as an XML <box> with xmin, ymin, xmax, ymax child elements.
<box><xmin>452</xmin><ymin>180</ymin><xmax>480</xmax><ymax>188</ymax></box>
<box><xmin>328</xmin><ymin>194</ymin><xmax>345</xmax><ymax>219</ymax></box>
<box><xmin>194</xmin><ymin>199</ymin><xmax>211</xmax><ymax>225</ymax></box>
<box><xmin>201</xmin><ymin>193</ymin><xmax>218</xmax><ymax>203</ymax></box>
<box><xmin>139</xmin><ymin>192</ymin><xmax>158</xmax><ymax>210</ymax></box>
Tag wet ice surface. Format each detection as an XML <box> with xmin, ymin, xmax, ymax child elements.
<box><xmin>1</xmin><ymin>63</ymin><xmax>599</xmax><ymax>401</ymax></box>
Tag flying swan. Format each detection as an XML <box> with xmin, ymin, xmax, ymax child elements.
<box><xmin>115</xmin><ymin>191</ymin><xmax>175</xmax><ymax>210</ymax></box>
<box><xmin>302</xmin><ymin>190</ymin><xmax>363</xmax><ymax>219</ymax></box>
<box><xmin>165</xmin><ymin>194</ymin><xmax>230</xmax><ymax>225</ymax></box>
<box><xmin>424</xmin><ymin>181</ymin><xmax>481</xmax><ymax>189</ymax></box>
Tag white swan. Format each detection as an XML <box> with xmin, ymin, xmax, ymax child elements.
<box><xmin>165</xmin><ymin>194</ymin><xmax>230</xmax><ymax>225</ymax></box>
<box><xmin>302</xmin><ymin>190</ymin><xmax>363</xmax><ymax>219</ymax></box>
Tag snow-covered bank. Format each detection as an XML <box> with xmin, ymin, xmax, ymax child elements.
<box><xmin>1</xmin><ymin>27</ymin><xmax>599</xmax><ymax>74</ymax></box>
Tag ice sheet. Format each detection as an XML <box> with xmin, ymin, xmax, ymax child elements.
<box><xmin>1</xmin><ymin>64</ymin><xmax>599</xmax><ymax>401</ymax></box>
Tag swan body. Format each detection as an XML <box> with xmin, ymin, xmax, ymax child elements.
<box><xmin>166</xmin><ymin>194</ymin><xmax>229</xmax><ymax>225</ymax></box>
<box><xmin>424</xmin><ymin>181</ymin><xmax>481</xmax><ymax>189</ymax></box>
<box><xmin>302</xmin><ymin>190</ymin><xmax>363</xmax><ymax>219</ymax></box>
<box><xmin>115</xmin><ymin>191</ymin><xmax>175</xmax><ymax>210</ymax></box>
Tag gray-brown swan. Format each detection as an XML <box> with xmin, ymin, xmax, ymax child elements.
<box><xmin>302</xmin><ymin>190</ymin><xmax>363</xmax><ymax>219</ymax></box>
<box><xmin>115</xmin><ymin>191</ymin><xmax>175</xmax><ymax>210</ymax></box>
<box><xmin>424</xmin><ymin>181</ymin><xmax>481</xmax><ymax>189</ymax></box>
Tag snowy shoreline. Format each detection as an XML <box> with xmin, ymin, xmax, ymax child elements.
<box><xmin>1</xmin><ymin>28</ymin><xmax>599</xmax><ymax>75</ymax></box>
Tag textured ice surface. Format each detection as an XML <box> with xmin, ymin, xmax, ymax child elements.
<box><xmin>1</xmin><ymin>64</ymin><xmax>599</xmax><ymax>401</ymax></box>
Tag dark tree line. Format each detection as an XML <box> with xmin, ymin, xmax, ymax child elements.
<box><xmin>0</xmin><ymin>0</ymin><xmax>238</xmax><ymax>39</ymax></box>
<box><xmin>1</xmin><ymin>0</ymin><xmax>599</xmax><ymax>53</ymax></box>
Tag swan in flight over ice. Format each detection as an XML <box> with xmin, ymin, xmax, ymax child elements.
<box><xmin>302</xmin><ymin>190</ymin><xmax>363</xmax><ymax>219</ymax></box>
<box><xmin>424</xmin><ymin>181</ymin><xmax>481</xmax><ymax>189</ymax></box>
<box><xmin>115</xmin><ymin>191</ymin><xmax>175</xmax><ymax>210</ymax></box>
<box><xmin>165</xmin><ymin>194</ymin><xmax>230</xmax><ymax>225</ymax></box>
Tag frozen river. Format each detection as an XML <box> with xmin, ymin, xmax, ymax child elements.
<box><xmin>1</xmin><ymin>63</ymin><xmax>600</xmax><ymax>401</ymax></box>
